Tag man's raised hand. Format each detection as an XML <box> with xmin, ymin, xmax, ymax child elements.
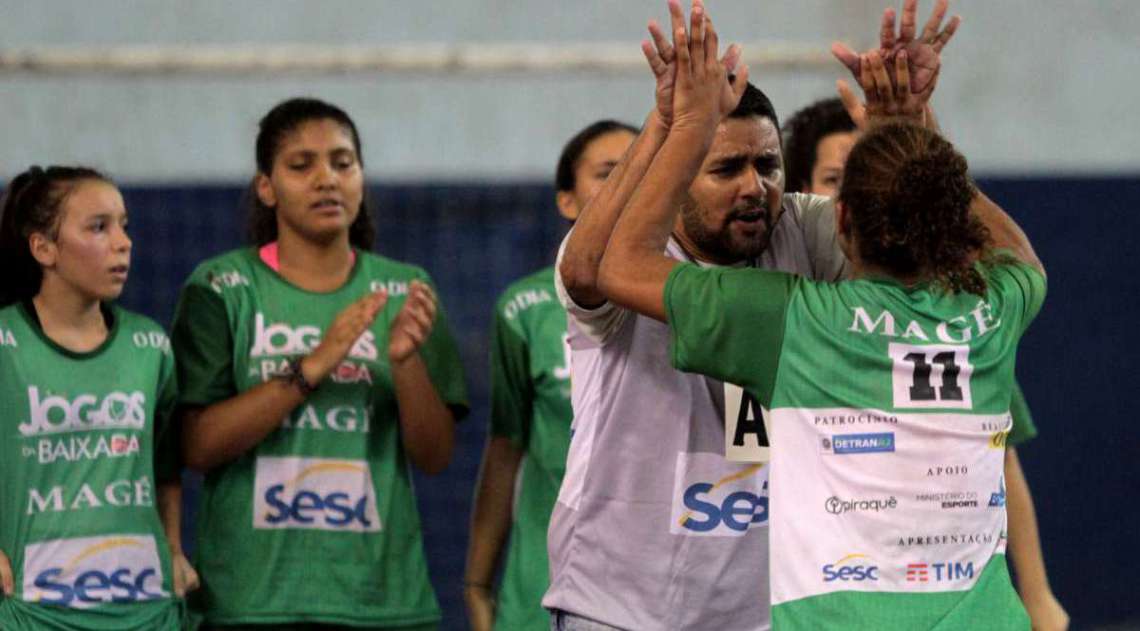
<box><xmin>667</xmin><ymin>0</ymin><xmax>748</xmax><ymax>135</ymax></box>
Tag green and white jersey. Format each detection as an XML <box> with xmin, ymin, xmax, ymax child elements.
<box><xmin>665</xmin><ymin>257</ymin><xmax>1046</xmax><ymax>631</ymax></box>
<box><xmin>488</xmin><ymin>267</ymin><xmax>572</xmax><ymax>631</ymax></box>
<box><xmin>171</xmin><ymin>247</ymin><xmax>468</xmax><ymax>628</ymax></box>
<box><xmin>0</xmin><ymin>302</ymin><xmax>181</xmax><ymax>631</ymax></box>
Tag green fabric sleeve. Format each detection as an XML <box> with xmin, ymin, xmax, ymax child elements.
<box><xmin>170</xmin><ymin>282</ymin><xmax>236</xmax><ymax>407</ymax></box>
<box><xmin>665</xmin><ymin>263</ymin><xmax>797</xmax><ymax>406</ymax></box>
<box><xmin>487</xmin><ymin>301</ymin><xmax>532</xmax><ymax>447</ymax></box>
<box><xmin>986</xmin><ymin>256</ymin><xmax>1048</xmax><ymax>335</ymax></box>
<box><xmin>153</xmin><ymin>344</ymin><xmax>182</xmax><ymax>484</ymax></box>
<box><xmin>415</xmin><ymin>273</ymin><xmax>470</xmax><ymax>420</ymax></box>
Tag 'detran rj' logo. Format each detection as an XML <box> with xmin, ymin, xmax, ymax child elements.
<box><xmin>821</xmin><ymin>432</ymin><xmax>896</xmax><ymax>455</ymax></box>
<box><xmin>22</xmin><ymin>535</ymin><xmax>167</xmax><ymax>608</ymax></box>
<box><xmin>253</xmin><ymin>457</ymin><xmax>382</xmax><ymax>533</ymax></box>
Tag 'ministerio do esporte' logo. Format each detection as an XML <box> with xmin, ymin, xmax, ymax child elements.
<box><xmin>825</xmin><ymin>495</ymin><xmax>898</xmax><ymax>515</ymax></box>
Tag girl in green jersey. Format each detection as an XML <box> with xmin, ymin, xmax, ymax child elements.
<box><xmin>172</xmin><ymin>99</ymin><xmax>468</xmax><ymax>630</ymax></box>
<box><xmin>0</xmin><ymin>166</ymin><xmax>196</xmax><ymax>630</ymax></box>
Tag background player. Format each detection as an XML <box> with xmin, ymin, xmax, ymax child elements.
<box><xmin>171</xmin><ymin>98</ymin><xmax>468</xmax><ymax>630</ymax></box>
<box><xmin>0</xmin><ymin>166</ymin><xmax>195</xmax><ymax>629</ymax></box>
<box><xmin>464</xmin><ymin>120</ymin><xmax>636</xmax><ymax>631</ymax></box>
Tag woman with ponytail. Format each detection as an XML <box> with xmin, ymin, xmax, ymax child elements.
<box><xmin>0</xmin><ymin>166</ymin><xmax>196</xmax><ymax>630</ymax></box>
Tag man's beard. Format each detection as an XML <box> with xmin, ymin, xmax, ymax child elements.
<box><xmin>680</xmin><ymin>199</ymin><xmax>778</xmax><ymax>263</ymax></box>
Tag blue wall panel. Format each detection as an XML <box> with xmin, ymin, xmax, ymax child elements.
<box><xmin>110</xmin><ymin>177</ymin><xmax>1137</xmax><ymax>629</ymax></box>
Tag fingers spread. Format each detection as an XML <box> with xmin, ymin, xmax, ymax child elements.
<box><xmin>895</xmin><ymin>50</ymin><xmax>911</xmax><ymax>98</ymax></box>
<box><xmin>831</xmin><ymin>41</ymin><xmax>860</xmax><ymax>76</ymax></box>
<box><xmin>868</xmin><ymin>51</ymin><xmax>893</xmax><ymax>105</ymax></box>
<box><xmin>642</xmin><ymin>40</ymin><xmax>667</xmax><ymax>75</ymax></box>
<box><xmin>731</xmin><ymin>63</ymin><xmax>750</xmax><ymax>104</ymax></box>
<box><xmin>705</xmin><ymin>12</ymin><xmax>719</xmax><ymax>67</ymax></box>
<box><xmin>933</xmin><ymin>15</ymin><xmax>961</xmax><ymax>53</ymax></box>
<box><xmin>689</xmin><ymin>1</ymin><xmax>705</xmax><ymax>78</ymax></box>
<box><xmin>900</xmin><ymin>0</ymin><xmax>919</xmax><ymax>42</ymax></box>
<box><xmin>835</xmin><ymin>79</ymin><xmax>867</xmax><ymax>130</ymax></box>
<box><xmin>648</xmin><ymin>19</ymin><xmax>674</xmax><ymax>63</ymax></box>
<box><xmin>721</xmin><ymin>43</ymin><xmax>741</xmax><ymax>74</ymax></box>
<box><xmin>879</xmin><ymin>7</ymin><xmax>897</xmax><ymax>51</ymax></box>
<box><xmin>921</xmin><ymin>0</ymin><xmax>950</xmax><ymax>43</ymax></box>
<box><xmin>859</xmin><ymin>53</ymin><xmax>877</xmax><ymax>100</ymax></box>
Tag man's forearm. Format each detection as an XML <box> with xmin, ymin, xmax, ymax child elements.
<box><xmin>971</xmin><ymin>190</ymin><xmax>1044</xmax><ymax>275</ymax></box>
<box><xmin>598</xmin><ymin>125</ymin><xmax>713</xmax><ymax>320</ymax></box>
<box><xmin>559</xmin><ymin>111</ymin><xmax>670</xmax><ymax>307</ymax></box>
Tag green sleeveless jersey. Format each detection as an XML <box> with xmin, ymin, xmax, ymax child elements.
<box><xmin>171</xmin><ymin>247</ymin><xmax>468</xmax><ymax>628</ymax></box>
<box><xmin>488</xmin><ymin>267</ymin><xmax>572</xmax><ymax>631</ymax></box>
<box><xmin>665</xmin><ymin>257</ymin><xmax>1046</xmax><ymax>630</ymax></box>
<box><xmin>0</xmin><ymin>302</ymin><xmax>181</xmax><ymax>631</ymax></box>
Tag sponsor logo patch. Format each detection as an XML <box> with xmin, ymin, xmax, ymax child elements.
<box><xmin>670</xmin><ymin>453</ymin><xmax>768</xmax><ymax>537</ymax></box>
<box><xmin>20</xmin><ymin>387</ymin><xmax>146</xmax><ymax>437</ymax></box>
<box><xmin>22</xmin><ymin>535</ymin><xmax>167</xmax><ymax>608</ymax></box>
<box><xmin>253</xmin><ymin>457</ymin><xmax>381</xmax><ymax>532</ymax></box>
<box><xmin>821</xmin><ymin>432</ymin><xmax>895</xmax><ymax>455</ymax></box>
<box><xmin>824</xmin><ymin>495</ymin><xmax>898</xmax><ymax>515</ymax></box>
<box><xmin>822</xmin><ymin>554</ymin><xmax>879</xmax><ymax>582</ymax></box>
<box><xmin>904</xmin><ymin>561</ymin><xmax>975</xmax><ymax>583</ymax></box>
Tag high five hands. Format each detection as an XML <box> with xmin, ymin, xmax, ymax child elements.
<box><xmin>832</xmin><ymin>0</ymin><xmax>961</xmax><ymax>130</ymax></box>
<box><xmin>642</xmin><ymin>0</ymin><xmax>747</xmax><ymax>137</ymax></box>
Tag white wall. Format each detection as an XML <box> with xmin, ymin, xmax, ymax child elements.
<box><xmin>0</xmin><ymin>0</ymin><xmax>1136</xmax><ymax>182</ymax></box>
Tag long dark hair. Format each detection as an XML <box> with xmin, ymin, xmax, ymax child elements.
<box><xmin>554</xmin><ymin>120</ymin><xmax>638</xmax><ymax>193</ymax></box>
<box><xmin>0</xmin><ymin>166</ymin><xmax>110</xmax><ymax>307</ymax></box>
<box><xmin>839</xmin><ymin>123</ymin><xmax>988</xmax><ymax>295</ymax></box>
<box><xmin>246</xmin><ymin>98</ymin><xmax>376</xmax><ymax>250</ymax></box>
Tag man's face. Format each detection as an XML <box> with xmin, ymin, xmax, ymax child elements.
<box><xmin>679</xmin><ymin>116</ymin><xmax>785</xmax><ymax>264</ymax></box>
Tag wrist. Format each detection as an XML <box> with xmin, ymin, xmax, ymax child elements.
<box><xmin>647</xmin><ymin>109</ymin><xmax>671</xmax><ymax>134</ymax></box>
<box><xmin>388</xmin><ymin>345</ymin><xmax>420</xmax><ymax>367</ymax></box>
<box><xmin>279</xmin><ymin>355</ymin><xmax>320</xmax><ymax>395</ymax></box>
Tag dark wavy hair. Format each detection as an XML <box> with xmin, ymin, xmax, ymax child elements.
<box><xmin>247</xmin><ymin>98</ymin><xmax>375</xmax><ymax>249</ymax></box>
<box><xmin>554</xmin><ymin>120</ymin><xmax>638</xmax><ymax>193</ymax></box>
<box><xmin>782</xmin><ymin>97</ymin><xmax>856</xmax><ymax>193</ymax></box>
<box><xmin>730</xmin><ymin>81</ymin><xmax>780</xmax><ymax>131</ymax></box>
<box><xmin>839</xmin><ymin>123</ymin><xmax>989</xmax><ymax>295</ymax></box>
<box><xmin>0</xmin><ymin>166</ymin><xmax>111</xmax><ymax>306</ymax></box>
